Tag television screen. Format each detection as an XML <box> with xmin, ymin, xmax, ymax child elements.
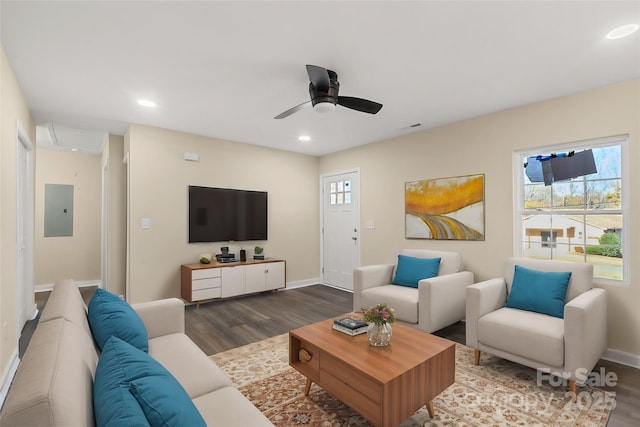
<box><xmin>188</xmin><ymin>186</ymin><xmax>267</xmax><ymax>243</ymax></box>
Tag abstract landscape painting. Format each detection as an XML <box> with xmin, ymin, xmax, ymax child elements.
<box><xmin>405</xmin><ymin>174</ymin><xmax>485</xmax><ymax>240</ymax></box>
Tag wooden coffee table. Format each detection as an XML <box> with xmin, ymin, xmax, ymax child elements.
<box><xmin>289</xmin><ymin>318</ymin><xmax>455</xmax><ymax>427</ymax></box>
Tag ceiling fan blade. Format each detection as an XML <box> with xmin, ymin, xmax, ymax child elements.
<box><xmin>274</xmin><ymin>101</ymin><xmax>311</xmax><ymax>119</ymax></box>
<box><xmin>337</xmin><ymin>96</ymin><xmax>383</xmax><ymax>114</ymax></box>
<box><xmin>306</xmin><ymin>65</ymin><xmax>330</xmax><ymax>91</ymax></box>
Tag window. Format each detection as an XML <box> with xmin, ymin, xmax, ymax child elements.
<box><xmin>514</xmin><ymin>136</ymin><xmax>628</xmax><ymax>284</ymax></box>
<box><xmin>329</xmin><ymin>180</ymin><xmax>351</xmax><ymax>205</ymax></box>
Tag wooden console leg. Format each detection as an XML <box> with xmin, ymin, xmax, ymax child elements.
<box><xmin>474</xmin><ymin>349</ymin><xmax>481</xmax><ymax>365</ymax></box>
<box><xmin>304</xmin><ymin>377</ymin><xmax>312</xmax><ymax>396</ymax></box>
<box><xmin>568</xmin><ymin>379</ymin><xmax>577</xmax><ymax>401</ymax></box>
<box><xmin>426</xmin><ymin>401</ymin><xmax>434</xmax><ymax>419</ymax></box>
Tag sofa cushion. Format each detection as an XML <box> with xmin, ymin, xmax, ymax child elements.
<box><xmin>148</xmin><ymin>333</ymin><xmax>232</xmax><ymax>398</ymax></box>
<box><xmin>88</xmin><ymin>288</ymin><xmax>149</xmax><ymax>352</ymax></box>
<box><xmin>192</xmin><ymin>387</ymin><xmax>274</xmax><ymax>427</ymax></box>
<box><xmin>94</xmin><ymin>336</ymin><xmax>205</xmax><ymax>427</ymax></box>
<box><xmin>360</xmin><ymin>285</ymin><xmax>418</xmax><ymax>323</ymax></box>
<box><xmin>392</xmin><ymin>255</ymin><xmax>441</xmax><ymax>288</ymax></box>
<box><xmin>505</xmin><ymin>265</ymin><xmax>571</xmax><ymax>318</ymax></box>
<box><xmin>478</xmin><ymin>307</ymin><xmax>565</xmax><ymax>367</ymax></box>
<box><xmin>38</xmin><ymin>279</ymin><xmax>92</xmax><ymax>336</ymax></box>
<box><xmin>130</xmin><ymin>375</ymin><xmax>206</xmax><ymax>427</ymax></box>
<box><xmin>0</xmin><ymin>318</ymin><xmax>98</xmax><ymax>427</ymax></box>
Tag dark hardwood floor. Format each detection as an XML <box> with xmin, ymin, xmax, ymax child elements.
<box><xmin>28</xmin><ymin>284</ymin><xmax>639</xmax><ymax>426</ymax></box>
<box><xmin>185</xmin><ymin>285</ymin><xmax>353</xmax><ymax>355</ymax></box>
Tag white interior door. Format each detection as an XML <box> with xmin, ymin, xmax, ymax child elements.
<box><xmin>16</xmin><ymin>121</ymin><xmax>35</xmax><ymax>333</ymax></box>
<box><xmin>321</xmin><ymin>170</ymin><xmax>360</xmax><ymax>290</ymax></box>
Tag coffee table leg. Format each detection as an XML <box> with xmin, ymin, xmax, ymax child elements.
<box><xmin>427</xmin><ymin>401</ymin><xmax>434</xmax><ymax>418</ymax></box>
<box><xmin>304</xmin><ymin>377</ymin><xmax>312</xmax><ymax>396</ymax></box>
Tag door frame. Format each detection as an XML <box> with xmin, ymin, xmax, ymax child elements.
<box><xmin>15</xmin><ymin>119</ymin><xmax>36</xmax><ymax>331</ymax></box>
<box><xmin>319</xmin><ymin>168</ymin><xmax>361</xmax><ymax>287</ymax></box>
<box><xmin>101</xmin><ymin>162</ymin><xmax>109</xmax><ymax>291</ymax></box>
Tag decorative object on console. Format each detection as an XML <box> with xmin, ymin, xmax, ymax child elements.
<box><xmin>240</xmin><ymin>248</ymin><xmax>247</xmax><ymax>261</ymax></box>
<box><xmin>363</xmin><ymin>303</ymin><xmax>395</xmax><ymax>346</ymax></box>
<box><xmin>254</xmin><ymin>246</ymin><xmax>265</xmax><ymax>260</ymax></box>
<box><xmin>405</xmin><ymin>174</ymin><xmax>485</xmax><ymax>240</ymax></box>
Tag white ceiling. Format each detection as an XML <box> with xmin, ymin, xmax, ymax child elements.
<box><xmin>2</xmin><ymin>1</ymin><xmax>639</xmax><ymax>156</ymax></box>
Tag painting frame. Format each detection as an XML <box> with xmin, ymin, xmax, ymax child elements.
<box><xmin>405</xmin><ymin>174</ymin><xmax>485</xmax><ymax>241</ymax></box>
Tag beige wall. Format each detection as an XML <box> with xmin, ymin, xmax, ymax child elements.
<box><xmin>319</xmin><ymin>79</ymin><xmax>640</xmax><ymax>357</ymax></box>
<box><xmin>1</xmin><ymin>47</ymin><xmax>36</xmax><ymax>386</ymax></box>
<box><xmin>126</xmin><ymin>124</ymin><xmax>319</xmax><ymax>303</ymax></box>
<box><xmin>101</xmin><ymin>135</ymin><xmax>127</xmax><ymax>297</ymax></box>
<box><xmin>34</xmin><ymin>149</ymin><xmax>102</xmax><ymax>285</ymax></box>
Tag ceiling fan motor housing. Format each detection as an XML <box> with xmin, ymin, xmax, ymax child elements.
<box><xmin>309</xmin><ymin>70</ymin><xmax>340</xmax><ymax>107</ymax></box>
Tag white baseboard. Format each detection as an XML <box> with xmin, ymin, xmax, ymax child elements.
<box><xmin>602</xmin><ymin>347</ymin><xmax>640</xmax><ymax>369</ymax></box>
<box><xmin>285</xmin><ymin>278</ymin><xmax>321</xmax><ymax>289</ymax></box>
<box><xmin>34</xmin><ymin>280</ymin><xmax>102</xmax><ymax>293</ymax></box>
<box><xmin>0</xmin><ymin>350</ymin><xmax>20</xmax><ymax>411</ymax></box>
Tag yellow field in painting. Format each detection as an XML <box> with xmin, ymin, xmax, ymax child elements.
<box><xmin>405</xmin><ymin>175</ymin><xmax>484</xmax><ymax>215</ymax></box>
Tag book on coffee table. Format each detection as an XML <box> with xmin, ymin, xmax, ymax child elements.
<box><xmin>332</xmin><ymin>323</ymin><xmax>368</xmax><ymax>336</ymax></box>
<box><xmin>332</xmin><ymin>317</ymin><xmax>368</xmax><ymax>336</ymax></box>
<box><xmin>334</xmin><ymin>317</ymin><xmax>367</xmax><ymax>329</ymax></box>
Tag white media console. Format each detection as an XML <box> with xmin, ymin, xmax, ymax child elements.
<box><xmin>181</xmin><ymin>258</ymin><xmax>286</xmax><ymax>306</ymax></box>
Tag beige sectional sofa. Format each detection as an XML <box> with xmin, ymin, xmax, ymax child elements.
<box><xmin>0</xmin><ymin>280</ymin><xmax>273</xmax><ymax>427</ymax></box>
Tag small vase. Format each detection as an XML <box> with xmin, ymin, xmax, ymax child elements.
<box><xmin>367</xmin><ymin>322</ymin><xmax>392</xmax><ymax>346</ymax></box>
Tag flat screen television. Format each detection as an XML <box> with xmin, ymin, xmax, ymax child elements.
<box><xmin>188</xmin><ymin>186</ymin><xmax>267</xmax><ymax>243</ymax></box>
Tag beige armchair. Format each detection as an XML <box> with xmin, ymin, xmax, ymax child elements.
<box><xmin>353</xmin><ymin>249</ymin><xmax>474</xmax><ymax>333</ymax></box>
<box><xmin>466</xmin><ymin>257</ymin><xmax>607</xmax><ymax>396</ymax></box>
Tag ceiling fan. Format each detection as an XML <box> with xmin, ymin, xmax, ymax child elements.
<box><xmin>274</xmin><ymin>65</ymin><xmax>383</xmax><ymax>119</ymax></box>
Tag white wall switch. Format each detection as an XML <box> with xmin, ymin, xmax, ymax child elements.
<box><xmin>183</xmin><ymin>152</ymin><xmax>200</xmax><ymax>162</ymax></box>
<box><xmin>365</xmin><ymin>220</ymin><xmax>375</xmax><ymax>230</ymax></box>
<box><xmin>140</xmin><ymin>217</ymin><xmax>151</xmax><ymax>229</ymax></box>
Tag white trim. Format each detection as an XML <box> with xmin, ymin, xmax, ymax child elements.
<box><xmin>34</xmin><ymin>280</ymin><xmax>102</xmax><ymax>293</ymax></box>
<box><xmin>0</xmin><ymin>350</ymin><xmax>20</xmax><ymax>411</ymax></box>
<box><xmin>102</xmin><ymin>163</ymin><xmax>109</xmax><ymax>291</ymax></box>
<box><xmin>602</xmin><ymin>347</ymin><xmax>640</xmax><ymax>369</ymax></box>
<box><xmin>284</xmin><ymin>278</ymin><xmax>321</xmax><ymax>289</ymax></box>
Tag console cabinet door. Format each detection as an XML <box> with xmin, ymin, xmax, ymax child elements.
<box><xmin>245</xmin><ymin>264</ymin><xmax>267</xmax><ymax>294</ymax></box>
<box><xmin>265</xmin><ymin>261</ymin><xmax>285</xmax><ymax>290</ymax></box>
<box><xmin>221</xmin><ymin>266</ymin><xmax>246</xmax><ymax>298</ymax></box>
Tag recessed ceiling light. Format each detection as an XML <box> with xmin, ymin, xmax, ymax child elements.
<box><xmin>137</xmin><ymin>99</ymin><xmax>157</xmax><ymax>107</ymax></box>
<box><xmin>606</xmin><ymin>24</ymin><xmax>639</xmax><ymax>40</ymax></box>
<box><xmin>71</xmin><ymin>148</ymin><xmax>80</xmax><ymax>152</ymax></box>
<box><xmin>298</xmin><ymin>135</ymin><xmax>311</xmax><ymax>142</ymax></box>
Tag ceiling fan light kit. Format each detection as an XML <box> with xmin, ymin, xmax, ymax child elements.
<box><xmin>313</xmin><ymin>102</ymin><xmax>336</xmax><ymax>114</ymax></box>
<box><xmin>275</xmin><ymin>64</ymin><xmax>383</xmax><ymax>119</ymax></box>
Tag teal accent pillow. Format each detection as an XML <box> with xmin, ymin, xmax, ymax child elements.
<box><xmin>94</xmin><ymin>337</ymin><xmax>205</xmax><ymax>427</ymax></box>
<box><xmin>88</xmin><ymin>288</ymin><xmax>149</xmax><ymax>352</ymax></box>
<box><xmin>505</xmin><ymin>265</ymin><xmax>572</xmax><ymax>318</ymax></box>
<box><xmin>130</xmin><ymin>375</ymin><xmax>206</xmax><ymax>427</ymax></box>
<box><xmin>392</xmin><ymin>255</ymin><xmax>441</xmax><ymax>288</ymax></box>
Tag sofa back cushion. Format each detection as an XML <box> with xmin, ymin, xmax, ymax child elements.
<box><xmin>504</xmin><ymin>257</ymin><xmax>593</xmax><ymax>302</ymax></box>
<box><xmin>0</xmin><ymin>319</ymin><xmax>98</xmax><ymax>427</ymax></box>
<box><xmin>399</xmin><ymin>249</ymin><xmax>463</xmax><ymax>276</ymax></box>
<box><xmin>38</xmin><ymin>279</ymin><xmax>92</xmax><ymax>336</ymax></box>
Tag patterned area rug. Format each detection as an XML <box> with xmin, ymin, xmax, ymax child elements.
<box><xmin>210</xmin><ymin>333</ymin><xmax>615</xmax><ymax>426</ymax></box>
